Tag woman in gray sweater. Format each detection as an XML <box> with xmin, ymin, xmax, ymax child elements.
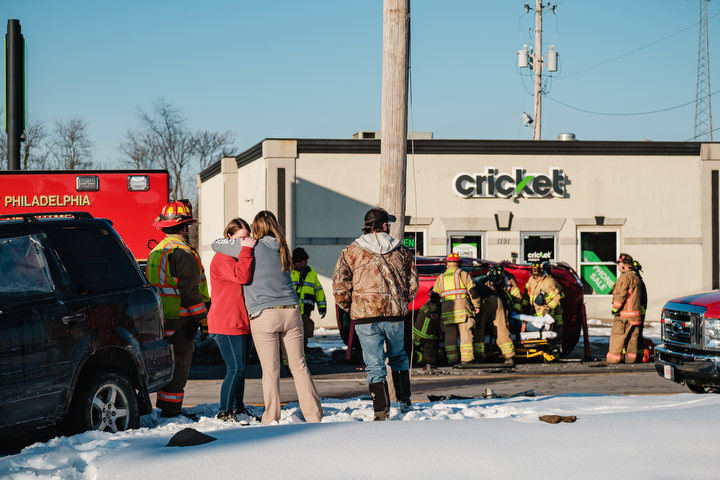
<box><xmin>212</xmin><ymin>210</ymin><xmax>322</xmax><ymax>425</ymax></box>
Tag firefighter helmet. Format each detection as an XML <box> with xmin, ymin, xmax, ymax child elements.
<box><xmin>487</xmin><ymin>264</ymin><xmax>505</xmax><ymax>284</ymax></box>
<box><xmin>446</xmin><ymin>253</ymin><xmax>460</xmax><ymax>263</ymax></box>
<box><xmin>530</xmin><ymin>261</ymin><xmax>543</xmax><ymax>276</ymax></box>
<box><xmin>616</xmin><ymin>253</ymin><xmax>635</xmax><ymax>265</ymax></box>
<box><xmin>541</xmin><ymin>261</ymin><xmax>552</xmax><ymax>275</ymax></box>
<box><xmin>152</xmin><ymin>200</ymin><xmax>196</xmax><ymax>230</ymax></box>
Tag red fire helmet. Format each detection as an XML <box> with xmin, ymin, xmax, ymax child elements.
<box><xmin>446</xmin><ymin>253</ymin><xmax>460</xmax><ymax>263</ymax></box>
<box><xmin>152</xmin><ymin>200</ymin><xmax>197</xmax><ymax>230</ymax></box>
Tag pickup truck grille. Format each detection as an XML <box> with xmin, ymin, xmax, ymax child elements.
<box><xmin>663</xmin><ymin>309</ymin><xmax>699</xmax><ymax>347</ymax></box>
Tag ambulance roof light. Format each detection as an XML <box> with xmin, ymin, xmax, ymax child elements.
<box><xmin>128</xmin><ymin>175</ymin><xmax>149</xmax><ymax>191</ymax></box>
<box><xmin>76</xmin><ymin>175</ymin><xmax>99</xmax><ymax>192</ymax></box>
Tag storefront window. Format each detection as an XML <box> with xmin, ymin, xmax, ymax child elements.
<box><xmin>403</xmin><ymin>231</ymin><xmax>425</xmax><ymax>256</ymax></box>
<box><xmin>578</xmin><ymin>230</ymin><xmax>618</xmax><ymax>295</ymax></box>
<box><xmin>447</xmin><ymin>233</ymin><xmax>483</xmax><ymax>258</ymax></box>
<box><xmin>521</xmin><ymin>232</ymin><xmax>557</xmax><ymax>262</ymax></box>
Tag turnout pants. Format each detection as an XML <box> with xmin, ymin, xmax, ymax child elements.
<box><xmin>607</xmin><ymin>317</ymin><xmax>640</xmax><ymax>364</ymax></box>
<box><xmin>157</xmin><ymin>318</ymin><xmax>198</xmax><ymax>415</ymax></box>
<box><xmin>476</xmin><ymin>296</ymin><xmax>515</xmax><ymax>359</ymax></box>
<box><xmin>414</xmin><ymin>339</ymin><xmax>441</xmax><ymax>365</ymax></box>
<box><xmin>251</xmin><ymin>307</ymin><xmax>323</xmax><ymax>425</ymax></box>
<box><xmin>442</xmin><ymin>320</ymin><xmax>474</xmax><ymax>363</ymax></box>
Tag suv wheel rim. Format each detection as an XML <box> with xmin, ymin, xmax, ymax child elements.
<box><xmin>91</xmin><ymin>383</ymin><xmax>130</xmax><ymax>432</ymax></box>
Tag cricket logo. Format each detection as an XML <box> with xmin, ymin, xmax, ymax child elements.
<box><xmin>452</xmin><ymin>167</ymin><xmax>568</xmax><ymax>199</ymax></box>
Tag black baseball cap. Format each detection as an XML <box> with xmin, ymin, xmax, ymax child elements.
<box><xmin>364</xmin><ymin>207</ymin><xmax>397</xmax><ymax>226</ymax></box>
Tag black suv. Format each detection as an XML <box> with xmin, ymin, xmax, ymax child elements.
<box><xmin>0</xmin><ymin>212</ymin><xmax>173</xmax><ymax>436</ymax></box>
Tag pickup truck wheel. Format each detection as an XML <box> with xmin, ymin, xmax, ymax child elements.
<box><xmin>66</xmin><ymin>371</ymin><xmax>140</xmax><ymax>434</ymax></box>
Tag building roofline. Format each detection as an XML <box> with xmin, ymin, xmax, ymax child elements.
<box><xmin>198</xmin><ymin>138</ymin><xmax>708</xmax><ymax>183</ymax></box>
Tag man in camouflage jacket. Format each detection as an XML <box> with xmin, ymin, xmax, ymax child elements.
<box><xmin>332</xmin><ymin>207</ymin><xmax>418</xmax><ymax>420</ymax></box>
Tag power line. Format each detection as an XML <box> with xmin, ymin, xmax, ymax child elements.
<box><xmin>686</xmin><ymin>124</ymin><xmax>720</xmax><ymax>141</ymax></box>
<box><xmin>545</xmin><ymin>89</ymin><xmax>719</xmax><ymax>116</ymax></box>
<box><xmin>556</xmin><ymin>11</ymin><xmax>720</xmax><ymax>80</ymax></box>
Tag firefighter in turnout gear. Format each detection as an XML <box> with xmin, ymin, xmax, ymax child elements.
<box><xmin>523</xmin><ymin>261</ymin><xmax>564</xmax><ymax>342</ymax></box>
<box><xmin>291</xmin><ymin>248</ymin><xmax>326</xmax><ymax>349</ymax></box>
<box><xmin>432</xmin><ymin>253</ymin><xmax>482</xmax><ymax>364</ymax></box>
<box><xmin>412</xmin><ymin>291</ymin><xmax>442</xmax><ymax>367</ymax></box>
<box><xmin>475</xmin><ymin>281</ymin><xmax>516</xmax><ymax>367</ymax></box>
<box><xmin>487</xmin><ymin>264</ymin><xmax>523</xmax><ymax>315</ymax></box>
<box><xmin>607</xmin><ymin>253</ymin><xmax>643</xmax><ymax>364</ymax></box>
<box><xmin>147</xmin><ymin>200</ymin><xmax>210</xmax><ymax>417</ymax></box>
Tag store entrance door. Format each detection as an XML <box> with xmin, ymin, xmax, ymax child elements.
<box><xmin>520</xmin><ymin>232</ymin><xmax>557</xmax><ymax>262</ymax></box>
<box><xmin>447</xmin><ymin>232</ymin><xmax>484</xmax><ymax>259</ymax></box>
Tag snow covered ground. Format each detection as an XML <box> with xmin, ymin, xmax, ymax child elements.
<box><xmin>3</xmin><ymin>392</ymin><xmax>719</xmax><ymax>480</ymax></box>
<box><xmin>305</xmin><ymin>327</ymin><xmax>347</xmax><ymax>354</ymax></box>
<box><xmin>581</xmin><ymin>319</ymin><xmax>660</xmax><ymax>345</ymax></box>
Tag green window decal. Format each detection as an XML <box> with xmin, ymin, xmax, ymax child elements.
<box><xmin>581</xmin><ymin>250</ymin><xmax>616</xmax><ymax>295</ymax></box>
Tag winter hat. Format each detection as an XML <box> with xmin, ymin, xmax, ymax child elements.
<box><xmin>292</xmin><ymin>247</ymin><xmax>309</xmax><ymax>263</ymax></box>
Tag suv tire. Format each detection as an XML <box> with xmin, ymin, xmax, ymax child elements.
<box><xmin>66</xmin><ymin>371</ymin><xmax>140</xmax><ymax>434</ymax></box>
<box><xmin>686</xmin><ymin>382</ymin><xmax>714</xmax><ymax>394</ymax></box>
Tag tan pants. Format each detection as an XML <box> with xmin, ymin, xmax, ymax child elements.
<box><xmin>442</xmin><ymin>320</ymin><xmax>474</xmax><ymax>363</ymax></box>
<box><xmin>476</xmin><ymin>296</ymin><xmax>515</xmax><ymax>359</ymax></box>
<box><xmin>251</xmin><ymin>307</ymin><xmax>323</xmax><ymax>425</ymax></box>
<box><xmin>607</xmin><ymin>317</ymin><xmax>640</xmax><ymax>364</ymax></box>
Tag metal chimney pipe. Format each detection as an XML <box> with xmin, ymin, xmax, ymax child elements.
<box><xmin>6</xmin><ymin>19</ymin><xmax>25</xmax><ymax>170</ymax></box>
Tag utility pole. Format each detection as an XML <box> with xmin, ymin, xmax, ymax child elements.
<box><xmin>533</xmin><ymin>0</ymin><xmax>543</xmax><ymax>141</ymax></box>
<box><xmin>518</xmin><ymin>3</ymin><xmax>557</xmax><ymax>140</ymax></box>
<box><xmin>379</xmin><ymin>0</ymin><xmax>409</xmax><ymax>239</ymax></box>
<box><xmin>5</xmin><ymin>19</ymin><xmax>25</xmax><ymax>170</ymax></box>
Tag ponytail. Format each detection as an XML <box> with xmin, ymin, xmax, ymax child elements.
<box><xmin>251</xmin><ymin>210</ymin><xmax>292</xmax><ymax>272</ymax></box>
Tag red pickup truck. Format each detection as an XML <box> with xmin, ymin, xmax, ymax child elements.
<box><xmin>336</xmin><ymin>257</ymin><xmax>589</xmax><ymax>363</ymax></box>
<box><xmin>655</xmin><ymin>292</ymin><xmax>720</xmax><ymax>393</ymax></box>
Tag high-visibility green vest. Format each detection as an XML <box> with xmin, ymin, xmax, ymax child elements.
<box><xmin>147</xmin><ymin>236</ymin><xmax>209</xmax><ymax>322</ymax></box>
<box><xmin>291</xmin><ymin>266</ymin><xmax>326</xmax><ymax>315</ymax></box>
<box><xmin>438</xmin><ymin>267</ymin><xmax>470</xmax><ymax>301</ymax></box>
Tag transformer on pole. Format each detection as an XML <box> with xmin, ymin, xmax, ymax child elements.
<box><xmin>694</xmin><ymin>0</ymin><xmax>713</xmax><ymax>141</ymax></box>
<box><xmin>517</xmin><ymin>3</ymin><xmax>558</xmax><ymax>140</ymax></box>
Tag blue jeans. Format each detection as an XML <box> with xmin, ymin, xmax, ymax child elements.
<box><xmin>212</xmin><ymin>333</ymin><xmax>250</xmax><ymax>413</ymax></box>
<box><xmin>354</xmin><ymin>321</ymin><xmax>409</xmax><ymax>384</ymax></box>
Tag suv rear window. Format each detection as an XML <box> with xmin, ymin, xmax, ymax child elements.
<box><xmin>0</xmin><ymin>234</ymin><xmax>56</xmax><ymax>298</ymax></box>
<box><xmin>54</xmin><ymin>227</ymin><xmax>143</xmax><ymax>294</ymax></box>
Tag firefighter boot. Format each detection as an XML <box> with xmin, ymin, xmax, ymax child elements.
<box><xmin>369</xmin><ymin>381</ymin><xmax>390</xmax><ymax>421</ymax></box>
<box><xmin>392</xmin><ymin>370</ymin><xmax>412</xmax><ymax>413</ymax></box>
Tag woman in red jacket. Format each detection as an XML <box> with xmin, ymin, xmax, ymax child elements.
<box><xmin>208</xmin><ymin>218</ymin><xmax>256</xmax><ymax>421</ymax></box>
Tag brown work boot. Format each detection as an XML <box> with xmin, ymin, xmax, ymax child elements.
<box><xmin>504</xmin><ymin>357</ymin><xmax>516</xmax><ymax>368</ymax></box>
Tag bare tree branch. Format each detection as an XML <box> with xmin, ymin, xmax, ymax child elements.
<box><xmin>119</xmin><ymin>98</ymin><xmax>236</xmax><ymax>200</ymax></box>
<box><xmin>50</xmin><ymin>117</ymin><xmax>94</xmax><ymax>170</ymax></box>
<box><xmin>119</xmin><ymin>129</ymin><xmax>156</xmax><ymax>169</ymax></box>
<box><xmin>22</xmin><ymin>119</ymin><xmax>50</xmax><ymax>170</ymax></box>
<box><xmin>195</xmin><ymin>130</ymin><xmax>236</xmax><ymax>170</ymax></box>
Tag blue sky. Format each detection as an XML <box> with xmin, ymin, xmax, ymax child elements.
<box><xmin>2</xmin><ymin>0</ymin><xmax>717</xmax><ymax>166</ymax></box>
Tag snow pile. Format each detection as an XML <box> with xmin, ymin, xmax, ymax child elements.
<box><xmin>2</xmin><ymin>393</ymin><xmax>719</xmax><ymax>479</ymax></box>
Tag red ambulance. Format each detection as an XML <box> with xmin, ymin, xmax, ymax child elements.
<box><xmin>0</xmin><ymin>170</ymin><xmax>169</xmax><ymax>264</ymax></box>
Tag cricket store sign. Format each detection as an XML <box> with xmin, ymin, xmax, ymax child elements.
<box><xmin>452</xmin><ymin>168</ymin><xmax>568</xmax><ymax>199</ymax></box>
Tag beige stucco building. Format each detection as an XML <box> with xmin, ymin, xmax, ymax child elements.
<box><xmin>197</xmin><ymin>137</ymin><xmax>720</xmax><ymax>328</ymax></box>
